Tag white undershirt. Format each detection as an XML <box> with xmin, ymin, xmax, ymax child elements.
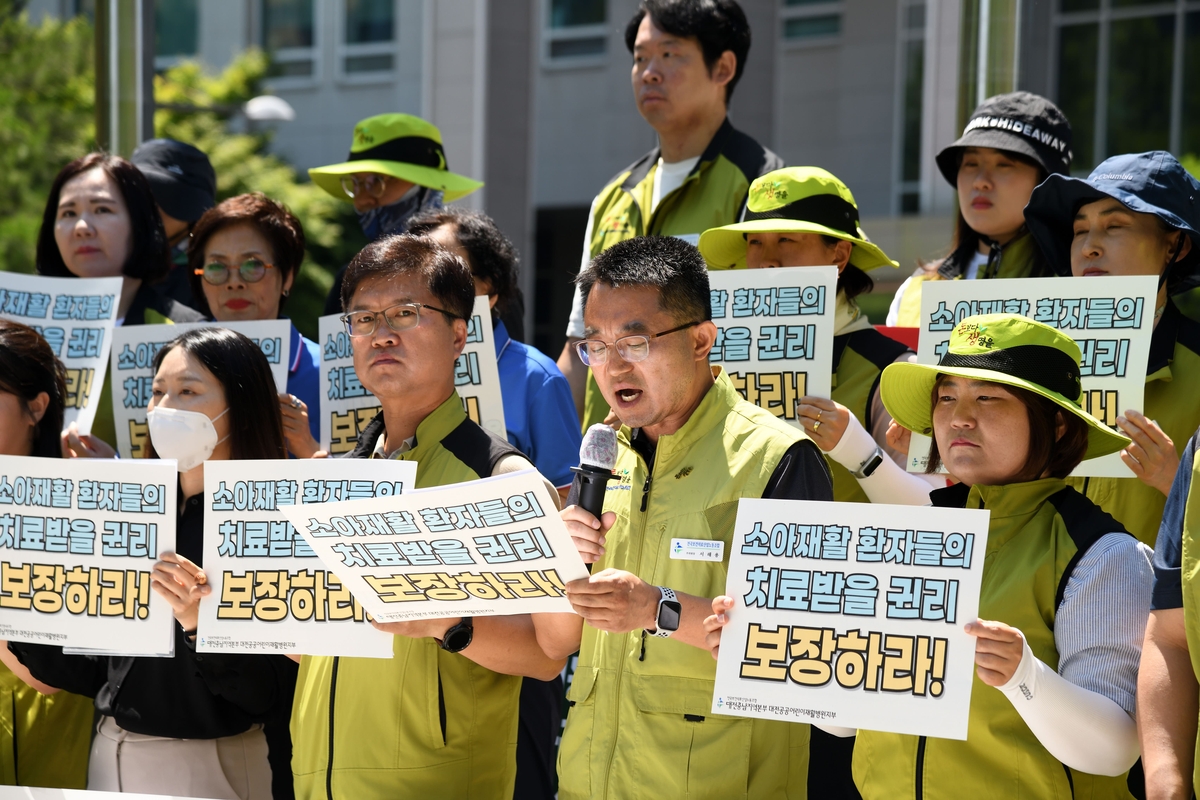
<box><xmin>651</xmin><ymin>156</ymin><xmax>700</xmax><ymax>213</ymax></box>
<box><xmin>962</xmin><ymin>249</ymin><xmax>989</xmax><ymax>281</ymax></box>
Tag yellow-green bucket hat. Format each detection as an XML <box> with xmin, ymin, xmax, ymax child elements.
<box><xmin>879</xmin><ymin>314</ymin><xmax>1129</xmax><ymax>462</ymax></box>
<box><xmin>698</xmin><ymin>167</ymin><xmax>899</xmax><ymax>271</ymax></box>
<box><xmin>308</xmin><ymin>114</ymin><xmax>483</xmax><ymax>203</ymax></box>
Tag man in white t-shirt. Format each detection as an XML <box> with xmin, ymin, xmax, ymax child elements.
<box><xmin>555</xmin><ymin>0</ymin><xmax>784</xmax><ymax>431</ymax></box>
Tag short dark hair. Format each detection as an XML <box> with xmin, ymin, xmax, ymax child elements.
<box><xmin>187</xmin><ymin>193</ymin><xmax>307</xmax><ymax>317</ymax></box>
<box><xmin>0</xmin><ymin>319</ymin><xmax>67</xmax><ymax>459</ymax></box>
<box><xmin>625</xmin><ymin>0</ymin><xmax>751</xmax><ymax>104</ymax></box>
<box><xmin>37</xmin><ymin>153</ymin><xmax>171</xmax><ymax>283</ymax></box>
<box><xmin>148</xmin><ymin>327</ymin><xmax>286</xmax><ymax>461</ymax></box>
<box><xmin>406</xmin><ymin>209</ymin><xmax>518</xmax><ymax>315</ymax></box>
<box><xmin>926</xmin><ymin>378</ymin><xmax>1089</xmax><ymax>481</ymax></box>
<box><xmin>340</xmin><ymin>234</ymin><xmax>476</xmax><ymax>321</ymax></box>
<box><xmin>577</xmin><ymin>236</ymin><xmax>711</xmax><ymax>325</ymax></box>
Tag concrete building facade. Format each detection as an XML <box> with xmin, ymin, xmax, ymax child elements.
<box><xmin>27</xmin><ymin>0</ymin><xmax>1200</xmax><ymax>355</ymax></box>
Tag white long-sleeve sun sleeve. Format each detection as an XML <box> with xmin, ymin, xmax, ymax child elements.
<box><xmin>825</xmin><ymin>409</ymin><xmax>945</xmax><ymax>505</ymax></box>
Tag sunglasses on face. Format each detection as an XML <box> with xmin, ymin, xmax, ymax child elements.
<box><xmin>194</xmin><ymin>259</ymin><xmax>277</xmax><ymax>285</ymax></box>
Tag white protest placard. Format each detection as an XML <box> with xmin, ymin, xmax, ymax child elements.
<box><xmin>0</xmin><ymin>273</ymin><xmax>122</xmax><ymax>434</ymax></box>
<box><xmin>196</xmin><ymin>458</ymin><xmax>417</xmax><ymax>658</ymax></box>
<box><xmin>712</xmin><ymin>499</ymin><xmax>990</xmax><ymax>740</ymax></box>
<box><xmin>280</xmin><ymin>470</ymin><xmax>587</xmax><ymax>622</ymax></box>
<box><xmin>0</xmin><ymin>455</ymin><xmax>177</xmax><ymax>655</ymax></box>
<box><xmin>319</xmin><ymin>296</ymin><xmax>507</xmax><ymax>455</ymax></box>
<box><xmin>109</xmin><ymin>320</ymin><xmax>291</xmax><ymax>459</ymax></box>
<box><xmin>319</xmin><ymin>312</ymin><xmax>379</xmax><ymax>455</ymax></box>
<box><xmin>907</xmin><ymin>276</ymin><xmax>1157</xmax><ymax>478</ymax></box>
<box><xmin>708</xmin><ymin>266</ymin><xmax>838</xmax><ymax>426</ymax></box>
<box><xmin>458</xmin><ymin>295</ymin><xmax>507</xmax><ymax>439</ymax></box>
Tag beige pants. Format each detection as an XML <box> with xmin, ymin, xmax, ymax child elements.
<box><xmin>88</xmin><ymin>715</ymin><xmax>273</xmax><ymax>799</ymax></box>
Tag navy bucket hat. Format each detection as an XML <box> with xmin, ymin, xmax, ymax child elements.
<box><xmin>1025</xmin><ymin>151</ymin><xmax>1200</xmax><ymax>291</ymax></box>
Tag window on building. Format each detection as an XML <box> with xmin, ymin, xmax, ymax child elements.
<box><xmin>155</xmin><ymin>0</ymin><xmax>198</xmax><ymax>67</ymax></box>
<box><xmin>896</xmin><ymin>0</ymin><xmax>927</xmax><ymax>213</ymax></box>
<box><xmin>1054</xmin><ymin>0</ymin><xmax>1200</xmax><ymax>172</ymax></box>
<box><xmin>343</xmin><ymin>0</ymin><xmax>395</xmax><ymax>74</ymax></box>
<box><xmin>781</xmin><ymin>0</ymin><xmax>843</xmax><ymax>43</ymax></box>
<box><xmin>262</xmin><ymin>0</ymin><xmax>317</xmax><ymax>80</ymax></box>
<box><xmin>545</xmin><ymin>0</ymin><xmax>607</xmax><ymax>62</ymax></box>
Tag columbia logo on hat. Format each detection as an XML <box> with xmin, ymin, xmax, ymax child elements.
<box><xmin>1094</xmin><ymin>173</ymin><xmax>1135</xmax><ymax>181</ymax></box>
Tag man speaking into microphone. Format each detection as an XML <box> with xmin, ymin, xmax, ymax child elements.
<box><xmin>534</xmin><ymin>236</ymin><xmax>832</xmax><ymax>799</ymax></box>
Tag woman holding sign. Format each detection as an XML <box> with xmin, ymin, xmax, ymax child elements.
<box><xmin>707</xmin><ymin>314</ymin><xmax>1153</xmax><ymax>798</ymax></box>
<box><xmin>187</xmin><ymin>194</ymin><xmax>323</xmax><ymax>459</ymax></box>
<box><xmin>0</xmin><ymin>320</ymin><xmax>94</xmax><ymax>788</ymax></box>
<box><xmin>1024</xmin><ymin>151</ymin><xmax>1200</xmax><ymax>546</ymax></box>
<box><xmin>699</xmin><ymin>167</ymin><xmax>945</xmax><ymax>506</ymax></box>
<box><xmin>886</xmin><ymin>93</ymin><xmax>1073</xmax><ymax>327</ymax></box>
<box><xmin>8</xmin><ymin>328</ymin><xmax>297</xmax><ymax>799</ymax></box>
<box><xmin>39</xmin><ymin>153</ymin><xmax>205</xmax><ymax>455</ymax></box>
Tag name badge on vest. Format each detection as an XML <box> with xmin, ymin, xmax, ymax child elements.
<box><xmin>670</xmin><ymin>538</ymin><xmax>724</xmax><ymax>561</ymax></box>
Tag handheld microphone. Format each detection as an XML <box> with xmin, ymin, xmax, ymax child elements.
<box><xmin>571</xmin><ymin>424</ymin><xmax>618</xmax><ymax>572</ymax></box>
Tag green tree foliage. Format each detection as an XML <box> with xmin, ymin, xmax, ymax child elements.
<box><xmin>154</xmin><ymin>52</ymin><xmax>365</xmax><ymax>338</ymax></box>
<box><xmin>0</xmin><ymin>2</ymin><xmax>95</xmax><ymax>273</ymax></box>
<box><xmin>0</xmin><ymin>4</ymin><xmax>361</xmax><ymax>339</ymax></box>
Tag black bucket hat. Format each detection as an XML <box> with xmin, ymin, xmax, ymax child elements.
<box><xmin>1025</xmin><ymin>150</ymin><xmax>1200</xmax><ymax>291</ymax></box>
<box><xmin>131</xmin><ymin>138</ymin><xmax>217</xmax><ymax>223</ymax></box>
<box><xmin>936</xmin><ymin>92</ymin><xmax>1073</xmax><ymax>187</ymax></box>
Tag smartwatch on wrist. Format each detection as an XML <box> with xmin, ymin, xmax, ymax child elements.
<box><xmin>851</xmin><ymin>446</ymin><xmax>885</xmax><ymax>479</ymax></box>
<box><xmin>439</xmin><ymin>617</ymin><xmax>474</xmax><ymax>653</ymax></box>
<box><xmin>649</xmin><ymin>587</ymin><xmax>681</xmax><ymax>638</ymax></box>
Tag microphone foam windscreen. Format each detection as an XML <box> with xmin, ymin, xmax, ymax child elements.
<box><xmin>579</xmin><ymin>424</ymin><xmax>618</xmax><ymax>471</ymax></box>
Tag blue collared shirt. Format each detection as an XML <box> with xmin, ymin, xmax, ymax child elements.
<box><xmin>287</xmin><ymin>322</ymin><xmax>322</xmax><ymax>442</ymax></box>
<box><xmin>494</xmin><ymin>320</ymin><xmax>581</xmax><ymax>488</ymax></box>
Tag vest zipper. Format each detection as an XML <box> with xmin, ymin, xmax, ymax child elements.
<box><xmin>325</xmin><ymin>656</ymin><xmax>340</xmax><ymax>800</ymax></box>
<box><xmin>1062</xmin><ymin>763</ymin><xmax>1075</xmax><ymax>798</ymax></box>
<box><xmin>914</xmin><ymin>735</ymin><xmax>927</xmax><ymax>800</ymax></box>
<box><xmin>437</xmin><ymin>667</ymin><xmax>447</xmax><ymax>745</ymax></box>
<box><xmin>601</xmin><ymin>449</ymin><xmax>657</xmax><ymax>797</ymax></box>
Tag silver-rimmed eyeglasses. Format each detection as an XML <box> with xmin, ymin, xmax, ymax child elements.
<box><xmin>574</xmin><ymin>320</ymin><xmax>702</xmax><ymax>366</ymax></box>
<box><xmin>340</xmin><ymin>302</ymin><xmax>461</xmax><ymax>337</ymax></box>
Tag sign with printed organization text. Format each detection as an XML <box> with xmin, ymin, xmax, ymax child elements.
<box><xmin>319</xmin><ymin>297</ymin><xmax>507</xmax><ymax>455</ymax></box>
<box><xmin>712</xmin><ymin>498</ymin><xmax>989</xmax><ymax>740</ymax></box>
<box><xmin>708</xmin><ymin>266</ymin><xmax>838</xmax><ymax>425</ymax></box>
<box><xmin>196</xmin><ymin>459</ymin><xmax>417</xmax><ymax>658</ymax></box>
<box><xmin>0</xmin><ymin>455</ymin><xmax>177</xmax><ymax>655</ymax></box>
<box><xmin>907</xmin><ymin>276</ymin><xmax>1157</xmax><ymax>478</ymax></box>
<box><xmin>280</xmin><ymin>470</ymin><xmax>588</xmax><ymax>622</ymax></box>
<box><xmin>0</xmin><ymin>273</ymin><xmax>122</xmax><ymax>435</ymax></box>
<box><xmin>109</xmin><ymin>320</ymin><xmax>291</xmax><ymax>459</ymax></box>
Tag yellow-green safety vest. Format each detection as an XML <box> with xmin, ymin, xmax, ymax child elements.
<box><xmin>580</xmin><ymin>119</ymin><xmax>783</xmax><ymax>431</ymax></box>
<box><xmin>290</xmin><ymin>393</ymin><xmax>525</xmax><ymax>800</ymax></box>
<box><xmin>1069</xmin><ymin>301</ymin><xmax>1200</xmax><ymax>546</ymax></box>
<box><xmin>829</xmin><ymin>328</ymin><xmax>911</xmax><ymax>503</ymax></box>
<box><xmin>0</xmin><ymin>665</ymin><xmax>91</xmax><ymax>788</ymax></box>
<box><xmin>891</xmin><ymin>233</ymin><xmax>1042</xmax><ymax>328</ymax></box>
<box><xmin>1176</xmin><ymin>435</ymin><xmax>1200</xmax><ymax>796</ymax></box>
<box><xmin>853</xmin><ymin>479</ymin><xmax>1134</xmax><ymax>800</ymax></box>
<box><xmin>559</xmin><ymin>370</ymin><xmax>814</xmax><ymax>799</ymax></box>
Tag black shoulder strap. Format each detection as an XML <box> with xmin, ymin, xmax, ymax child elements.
<box><xmin>929</xmin><ymin>482</ymin><xmax>970</xmax><ymax>508</ymax></box>
<box><xmin>1047</xmin><ymin>486</ymin><xmax>1131</xmax><ymax>610</ymax></box>
<box><xmin>846</xmin><ymin>329</ymin><xmax>912</xmax><ymax>371</ymax></box>
<box><xmin>441</xmin><ymin>418</ymin><xmax>524</xmax><ymax>479</ymax></box>
<box><xmin>342</xmin><ymin>411</ymin><xmax>386</xmax><ymax>459</ymax></box>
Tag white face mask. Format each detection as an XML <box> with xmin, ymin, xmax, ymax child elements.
<box><xmin>146</xmin><ymin>406</ymin><xmax>230</xmax><ymax>472</ymax></box>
